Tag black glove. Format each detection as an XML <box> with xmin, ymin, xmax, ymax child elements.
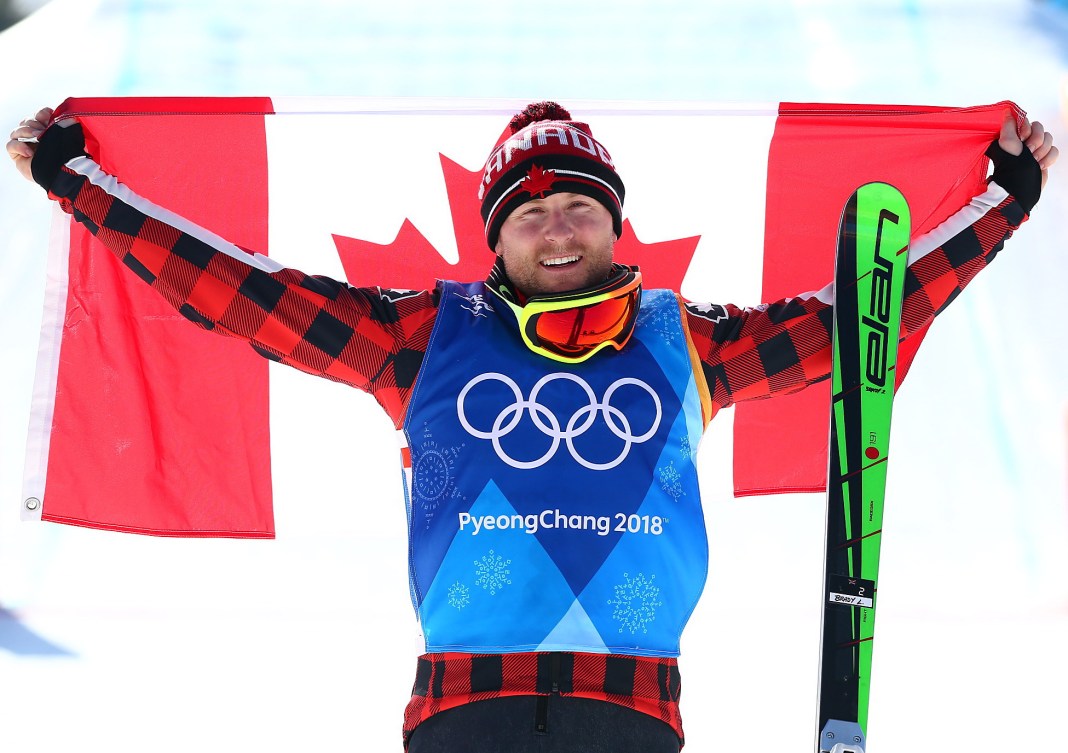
<box><xmin>986</xmin><ymin>139</ymin><xmax>1042</xmax><ymax>214</ymax></box>
<box><xmin>30</xmin><ymin>121</ymin><xmax>87</xmax><ymax>193</ymax></box>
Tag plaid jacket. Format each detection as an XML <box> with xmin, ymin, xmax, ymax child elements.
<box><xmin>46</xmin><ymin>157</ymin><xmax>1024</xmax><ymax>431</ymax></box>
<box><xmin>403</xmin><ymin>651</ymin><xmax>683</xmax><ymax>745</ymax></box>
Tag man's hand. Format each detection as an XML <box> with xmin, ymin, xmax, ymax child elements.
<box><xmin>6</xmin><ymin>107</ymin><xmax>53</xmax><ymax>182</ymax></box>
<box><xmin>998</xmin><ymin>114</ymin><xmax>1059</xmax><ymax>188</ymax></box>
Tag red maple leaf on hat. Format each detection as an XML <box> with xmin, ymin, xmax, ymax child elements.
<box><xmin>520</xmin><ymin>164</ymin><xmax>557</xmax><ymax>197</ymax></box>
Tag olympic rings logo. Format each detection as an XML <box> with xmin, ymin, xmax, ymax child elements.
<box><xmin>456</xmin><ymin>372</ymin><xmax>662</xmax><ymax>471</ymax></box>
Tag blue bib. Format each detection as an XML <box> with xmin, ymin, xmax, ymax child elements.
<box><xmin>403</xmin><ymin>282</ymin><xmax>708</xmax><ymax>657</ymax></box>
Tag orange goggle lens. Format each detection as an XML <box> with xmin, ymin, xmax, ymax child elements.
<box><xmin>518</xmin><ymin>272</ymin><xmax>641</xmax><ymax>362</ymax></box>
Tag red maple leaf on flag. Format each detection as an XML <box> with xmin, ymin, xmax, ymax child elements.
<box><xmin>332</xmin><ymin>154</ymin><xmax>700</xmax><ymax>292</ymax></box>
<box><xmin>520</xmin><ymin>164</ymin><xmax>557</xmax><ymax>198</ymax></box>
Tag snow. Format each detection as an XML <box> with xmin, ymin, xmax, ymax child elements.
<box><xmin>1</xmin><ymin>1</ymin><xmax>1066</xmax><ymax>750</ymax></box>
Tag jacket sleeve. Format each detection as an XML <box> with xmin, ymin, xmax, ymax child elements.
<box><xmin>684</xmin><ymin>182</ymin><xmax>1028</xmax><ymax>417</ymax></box>
<box><xmin>37</xmin><ymin>134</ymin><xmax>437</xmax><ymax>426</ymax></box>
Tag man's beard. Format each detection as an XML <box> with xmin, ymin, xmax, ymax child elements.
<box><xmin>501</xmin><ymin>238</ymin><xmax>616</xmax><ymax>298</ymax></box>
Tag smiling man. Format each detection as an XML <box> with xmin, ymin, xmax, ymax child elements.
<box><xmin>7</xmin><ymin>100</ymin><xmax>1057</xmax><ymax>752</ymax></box>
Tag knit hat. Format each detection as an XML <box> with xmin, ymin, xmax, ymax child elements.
<box><xmin>479</xmin><ymin>102</ymin><xmax>625</xmax><ymax>250</ymax></box>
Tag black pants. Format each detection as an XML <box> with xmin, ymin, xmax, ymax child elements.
<box><xmin>406</xmin><ymin>695</ymin><xmax>681</xmax><ymax>753</ymax></box>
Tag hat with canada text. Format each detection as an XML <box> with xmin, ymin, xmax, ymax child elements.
<box><xmin>478</xmin><ymin>102</ymin><xmax>625</xmax><ymax>250</ymax></box>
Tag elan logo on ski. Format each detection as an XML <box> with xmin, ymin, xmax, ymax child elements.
<box><xmin>861</xmin><ymin>208</ymin><xmax>907</xmax><ymax>392</ymax></box>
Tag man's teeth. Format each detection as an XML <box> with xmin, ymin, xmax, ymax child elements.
<box><xmin>542</xmin><ymin>255</ymin><xmax>580</xmax><ymax>267</ymax></box>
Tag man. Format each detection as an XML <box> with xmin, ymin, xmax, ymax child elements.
<box><xmin>7</xmin><ymin>101</ymin><xmax>1058</xmax><ymax>751</ymax></box>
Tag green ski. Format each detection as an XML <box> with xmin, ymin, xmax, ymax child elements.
<box><xmin>816</xmin><ymin>182</ymin><xmax>910</xmax><ymax>753</ymax></box>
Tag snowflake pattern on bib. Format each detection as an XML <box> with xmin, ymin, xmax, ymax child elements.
<box><xmin>609</xmin><ymin>572</ymin><xmax>663</xmax><ymax>635</ymax></box>
<box><xmin>412</xmin><ymin>423</ymin><xmax>465</xmax><ymax>530</ymax></box>
<box><xmin>474</xmin><ymin>550</ymin><xmax>512</xmax><ymax>595</ymax></box>
<box><xmin>447</xmin><ymin>581</ymin><xmax>471</xmax><ymax>610</ymax></box>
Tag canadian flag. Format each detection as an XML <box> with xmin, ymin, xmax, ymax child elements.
<box><xmin>20</xmin><ymin>97</ymin><xmax>1016</xmax><ymax>537</ymax></box>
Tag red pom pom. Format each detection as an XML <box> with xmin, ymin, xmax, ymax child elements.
<box><xmin>509</xmin><ymin>101</ymin><xmax>572</xmax><ymax>133</ymax></box>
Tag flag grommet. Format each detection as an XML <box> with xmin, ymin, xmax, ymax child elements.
<box><xmin>25</xmin><ymin>497</ymin><xmax>40</xmax><ymax>511</ymax></box>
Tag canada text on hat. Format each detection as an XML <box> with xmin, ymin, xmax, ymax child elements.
<box><xmin>477</xmin><ymin>123</ymin><xmax>617</xmax><ymax>200</ymax></box>
<box><xmin>478</xmin><ymin>102</ymin><xmax>625</xmax><ymax>250</ymax></box>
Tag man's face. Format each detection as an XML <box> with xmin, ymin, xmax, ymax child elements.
<box><xmin>494</xmin><ymin>192</ymin><xmax>617</xmax><ymax>297</ymax></box>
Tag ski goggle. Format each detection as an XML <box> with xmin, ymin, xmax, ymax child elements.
<box><xmin>507</xmin><ymin>268</ymin><xmax>642</xmax><ymax>363</ymax></box>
